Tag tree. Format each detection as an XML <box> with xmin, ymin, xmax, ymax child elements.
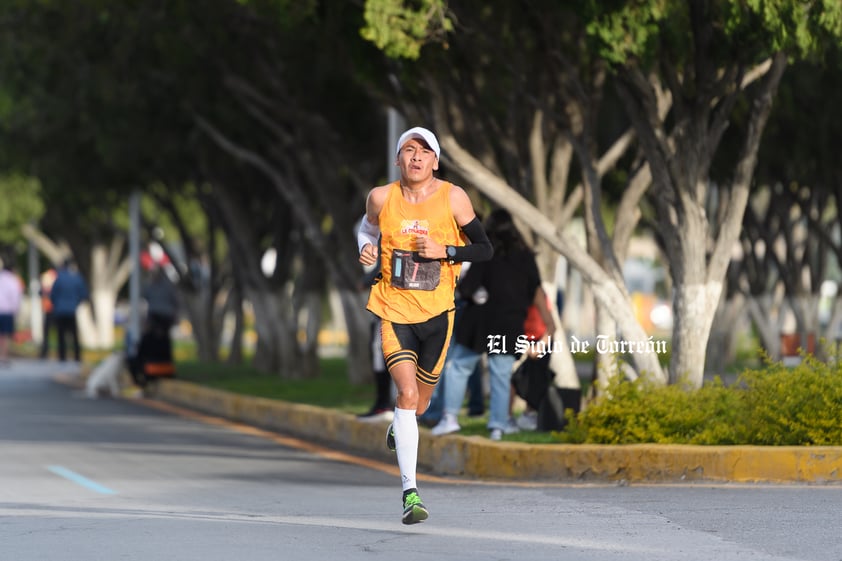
<box><xmin>363</xmin><ymin>0</ymin><xmax>842</xmax><ymax>388</ymax></box>
<box><xmin>588</xmin><ymin>0</ymin><xmax>842</xmax><ymax>386</ymax></box>
<box><xmin>143</xmin><ymin>184</ymin><xmax>233</xmax><ymax>364</ymax></box>
<box><xmin>363</xmin><ymin>0</ymin><xmax>667</xmax><ymax>385</ymax></box>
<box><xmin>0</xmin><ymin>0</ymin><xmax>392</xmax><ymax>379</ymax></box>
<box><xmin>0</xmin><ymin>175</ymin><xmax>44</xmax><ymax>252</ymax></box>
<box><xmin>188</xmin><ymin>0</ymin><xmax>390</xmax><ymax>380</ymax></box>
<box><xmin>742</xmin><ymin>46</ymin><xmax>842</xmax><ymax>358</ymax></box>
<box><xmin>0</xmin><ymin>1</ymin><xmax>193</xmax><ymax>349</ymax></box>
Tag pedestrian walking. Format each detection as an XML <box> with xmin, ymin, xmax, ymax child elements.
<box><xmin>50</xmin><ymin>259</ymin><xmax>89</xmax><ymax>362</ymax></box>
<box><xmin>0</xmin><ymin>259</ymin><xmax>23</xmax><ymax>365</ymax></box>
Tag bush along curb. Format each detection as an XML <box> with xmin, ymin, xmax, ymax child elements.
<box><xmin>151</xmin><ymin>379</ymin><xmax>842</xmax><ymax>484</ymax></box>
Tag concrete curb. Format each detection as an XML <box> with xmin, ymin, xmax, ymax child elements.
<box><xmin>153</xmin><ymin>379</ymin><xmax>842</xmax><ymax>484</ymax></box>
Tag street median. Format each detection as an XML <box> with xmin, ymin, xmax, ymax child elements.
<box><xmin>153</xmin><ymin>379</ymin><xmax>842</xmax><ymax>484</ymax></box>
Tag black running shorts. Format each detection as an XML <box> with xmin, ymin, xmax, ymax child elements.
<box><xmin>380</xmin><ymin>309</ymin><xmax>455</xmax><ymax>386</ymax></box>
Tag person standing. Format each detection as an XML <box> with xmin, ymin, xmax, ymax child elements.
<box><xmin>356</xmin><ymin>315</ymin><xmax>394</xmax><ymax>421</ymax></box>
<box><xmin>50</xmin><ymin>259</ymin><xmax>89</xmax><ymax>363</ymax></box>
<box><xmin>142</xmin><ymin>265</ymin><xmax>180</xmax><ymax>338</ymax></box>
<box><xmin>0</xmin><ymin>260</ymin><xmax>23</xmax><ymax>365</ymax></box>
<box><xmin>358</xmin><ymin>126</ymin><xmax>492</xmax><ymax>524</ymax></box>
<box><xmin>431</xmin><ymin>208</ymin><xmax>555</xmax><ymax>441</ymax></box>
<box><xmin>357</xmin><ymin>258</ymin><xmax>395</xmax><ymax>422</ymax></box>
<box><xmin>418</xmin><ymin>260</ymin><xmax>486</xmax><ymax>427</ymax></box>
<box><xmin>127</xmin><ymin>264</ymin><xmax>180</xmax><ymax>383</ymax></box>
<box><xmin>39</xmin><ymin>267</ymin><xmax>57</xmax><ymax>358</ymax></box>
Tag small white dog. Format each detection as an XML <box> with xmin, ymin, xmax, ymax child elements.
<box><xmin>85</xmin><ymin>353</ymin><xmax>125</xmax><ymax>398</ymax></box>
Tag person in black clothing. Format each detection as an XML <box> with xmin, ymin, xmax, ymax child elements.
<box><xmin>418</xmin><ymin>261</ymin><xmax>486</xmax><ymax>427</ymax></box>
<box><xmin>130</xmin><ymin>265</ymin><xmax>179</xmax><ymax>386</ymax></box>
<box><xmin>50</xmin><ymin>259</ymin><xmax>89</xmax><ymax>362</ymax></box>
<box><xmin>431</xmin><ymin>209</ymin><xmax>554</xmax><ymax>440</ymax></box>
<box><xmin>357</xmin><ymin>315</ymin><xmax>394</xmax><ymax>421</ymax></box>
<box><xmin>357</xmin><ymin>257</ymin><xmax>394</xmax><ymax>422</ymax></box>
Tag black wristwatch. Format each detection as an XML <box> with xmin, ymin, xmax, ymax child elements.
<box><xmin>446</xmin><ymin>245</ymin><xmax>457</xmax><ymax>264</ymax></box>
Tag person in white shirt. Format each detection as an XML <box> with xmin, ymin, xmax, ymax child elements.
<box><xmin>0</xmin><ymin>260</ymin><xmax>23</xmax><ymax>365</ymax></box>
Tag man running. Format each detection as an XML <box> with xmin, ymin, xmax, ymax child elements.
<box><xmin>358</xmin><ymin>126</ymin><xmax>492</xmax><ymax>524</ymax></box>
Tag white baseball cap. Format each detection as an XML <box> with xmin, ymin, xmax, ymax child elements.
<box><xmin>395</xmin><ymin>126</ymin><xmax>440</xmax><ymax>159</ymax></box>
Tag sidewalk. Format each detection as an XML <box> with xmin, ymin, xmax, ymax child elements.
<box><xmin>150</xmin><ymin>378</ymin><xmax>842</xmax><ymax>485</ymax></box>
<box><xmin>3</xmin><ymin>357</ymin><xmax>85</xmax><ymax>379</ymax></box>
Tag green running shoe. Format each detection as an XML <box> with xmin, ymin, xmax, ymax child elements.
<box><xmin>386</xmin><ymin>423</ymin><xmax>396</xmax><ymax>452</ymax></box>
<box><xmin>401</xmin><ymin>488</ymin><xmax>428</xmax><ymax>525</ymax></box>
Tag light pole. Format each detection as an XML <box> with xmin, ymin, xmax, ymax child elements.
<box><xmin>128</xmin><ymin>191</ymin><xmax>141</xmax><ymax>354</ymax></box>
<box><xmin>387</xmin><ymin>108</ymin><xmax>405</xmax><ymax>183</ymax></box>
<box><xmin>27</xmin><ymin>230</ymin><xmax>42</xmax><ymax>345</ymax></box>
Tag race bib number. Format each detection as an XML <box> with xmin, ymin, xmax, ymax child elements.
<box><xmin>391</xmin><ymin>249</ymin><xmax>441</xmax><ymax>291</ymax></box>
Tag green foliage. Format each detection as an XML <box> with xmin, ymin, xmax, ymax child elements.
<box><xmin>0</xmin><ymin>174</ymin><xmax>44</xmax><ymax>246</ymax></box>
<box><xmin>584</xmin><ymin>0</ymin><xmax>842</xmax><ymax>68</ymax></box>
<box><xmin>137</xmin><ymin>341</ymin><xmax>842</xmax><ymax>447</ymax></box>
<box><xmin>755</xmin><ymin>45</ymin><xmax>842</xmax><ymax>194</ymax></box>
<box><xmin>558</xmin><ymin>349</ymin><xmax>842</xmax><ymax>445</ymax></box>
<box><xmin>360</xmin><ymin>0</ymin><xmax>453</xmax><ymax>59</ymax></box>
<box><xmin>559</xmin><ymin>375</ymin><xmax>745</xmax><ymax>444</ymax></box>
<box><xmin>738</xmin><ymin>353</ymin><xmax>842</xmax><ymax>445</ymax></box>
<box><xmin>724</xmin><ymin>0</ymin><xmax>842</xmax><ymax>59</ymax></box>
<box><xmin>582</xmin><ymin>0</ymin><xmax>678</xmax><ymax>66</ymax></box>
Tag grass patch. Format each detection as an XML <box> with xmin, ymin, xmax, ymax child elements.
<box><xmin>176</xmin><ymin>357</ymin><xmax>567</xmax><ymax>443</ymax></box>
<box><xmin>451</xmin><ymin>416</ymin><xmax>561</xmax><ymax>443</ymax></box>
<box><xmin>175</xmin><ymin>357</ymin><xmax>376</xmax><ymax>412</ymax></box>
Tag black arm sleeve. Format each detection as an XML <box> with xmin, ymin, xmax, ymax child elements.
<box><xmin>451</xmin><ymin>217</ymin><xmax>493</xmax><ymax>263</ymax></box>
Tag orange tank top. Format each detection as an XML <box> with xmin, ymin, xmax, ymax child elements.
<box><xmin>367</xmin><ymin>181</ymin><xmax>463</xmax><ymax>324</ymax></box>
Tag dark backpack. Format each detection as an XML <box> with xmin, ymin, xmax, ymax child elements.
<box><xmin>537</xmin><ymin>386</ymin><xmax>582</xmax><ymax>432</ymax></box>
<box><xmin>511</xmin><ymin>354</ymin><xmax>553</xmax><ymax>411</ymax></box>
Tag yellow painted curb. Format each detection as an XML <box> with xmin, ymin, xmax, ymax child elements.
<box><xmin>153</xmin><ymin>379</ymin><xmax>842</xmax><ymax>484</ymax></box>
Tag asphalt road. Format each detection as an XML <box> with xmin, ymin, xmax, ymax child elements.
<box><xmin>1</xmin><ymin>358</ymin><xmax>841</xmax><ymax>561</ymax></box>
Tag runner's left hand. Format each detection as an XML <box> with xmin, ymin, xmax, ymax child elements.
<box><xmin>415</xmin><ymin>235</ymin><xmax>445</xmax><ymax>260</ymax></box>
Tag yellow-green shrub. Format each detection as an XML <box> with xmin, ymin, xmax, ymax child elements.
<box><xmin>737</xmin><ymin>353</ymin><xmax>842</xmax><ymax>445</ymax></box>
<box><xmin>555</xmin><ymin>351</ymin><xmax>842</xmax><ymax>445</ymax></box>
<box><xmin>557</xmin><ymin>376</ymin><xmax>744</xmax><ymax>444</ymax></box>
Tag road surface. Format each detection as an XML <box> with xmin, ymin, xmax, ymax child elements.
<box><xmin>1</xmin><ymin>358</ymin><xmax>839</xmax><ymax>561</ymax></box>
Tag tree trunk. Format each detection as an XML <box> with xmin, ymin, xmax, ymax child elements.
<box><xmin>746</xmin><ymin>293</ymin><xmax>783</xmax><ymax>360</ymax></box>
<box><xmin>790</xmin><ymin>294</ymin><xmax>821</xmax><ymax>359</ymax></box>
<box><xmin>705</xmin><ymin>293</ymin><xmax>746</xmax><ymax>375</ymax></box>
<box><xmin>822</xmin><ymin>295</ymin><xmax>842</xmax><ymax>349</ymax></box>
<box><xmin>182</xmin><ymin>290</ymin><xmax>219</xmax><ymax>362</ymax></box>
<box><xmin>248</xmin><ymin>288</ymin><xmax>300</xmax><ymax>377</ymax></box>
<box><xmin>670</xmin><ymin>281</ymin><xmax>723</xmax><ymax>386</ymax></box>
<box><xmin>295</xmin><ymin>290</ymin><xmax>321</xmax><ymax>380</ymax></box>
<box><xmin>339</xmin><ymin>288</ymin><xmax>374</xmax><ymax>385</ymax></box>
<box><xmin>543</xmin><ymin>281</ymin><xmax>579</xmax><ymax>389</ymax></box>
<box><xmin>75</xmin><ymin>303</ymin><xmax>99</xmax><ymax>350</ymax></box>
<box><xmin>436</xmin><ymin>129</ymin><xmax>667</xmax><ymax>384</ymax></box>
<box><xmin>594</xmin><ymin>301</ymin><xmax>621</xmax><ymax>390</ymax></box>
<box><xmin>293</xmin><ymin>251</ymin><xmax>326</xmax><ymax>378</ymax></box>
<box><xmin>226</xmin><ymin>285</ymin><xmax>245</xmax><ymax>365</ymax></box>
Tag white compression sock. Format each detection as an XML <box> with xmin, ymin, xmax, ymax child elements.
<box><xmin>392</xmin><ymin>407</ymin><xmax>419</xmax><ymax>492</ymax></box>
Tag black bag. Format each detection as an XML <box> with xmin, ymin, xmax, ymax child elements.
<box><xmin>511</xmin><ymin>354</ymin><xmax>553</xmax><ymax>411</ymax></box>
<box><xmin>128</xmin><ymin>328</ymin><xmax>175</xmax><ymax>387</ymax></box>
<box><xmin>537</xmin><ymin>386</ymin><xmax>582</xmax><ymax>432</ymax></box>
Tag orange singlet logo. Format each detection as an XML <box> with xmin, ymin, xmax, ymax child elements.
<box><xmin>400</xmin><ymin>220</ymin><xmax>429</xmax><ymax>236</ymax></box>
